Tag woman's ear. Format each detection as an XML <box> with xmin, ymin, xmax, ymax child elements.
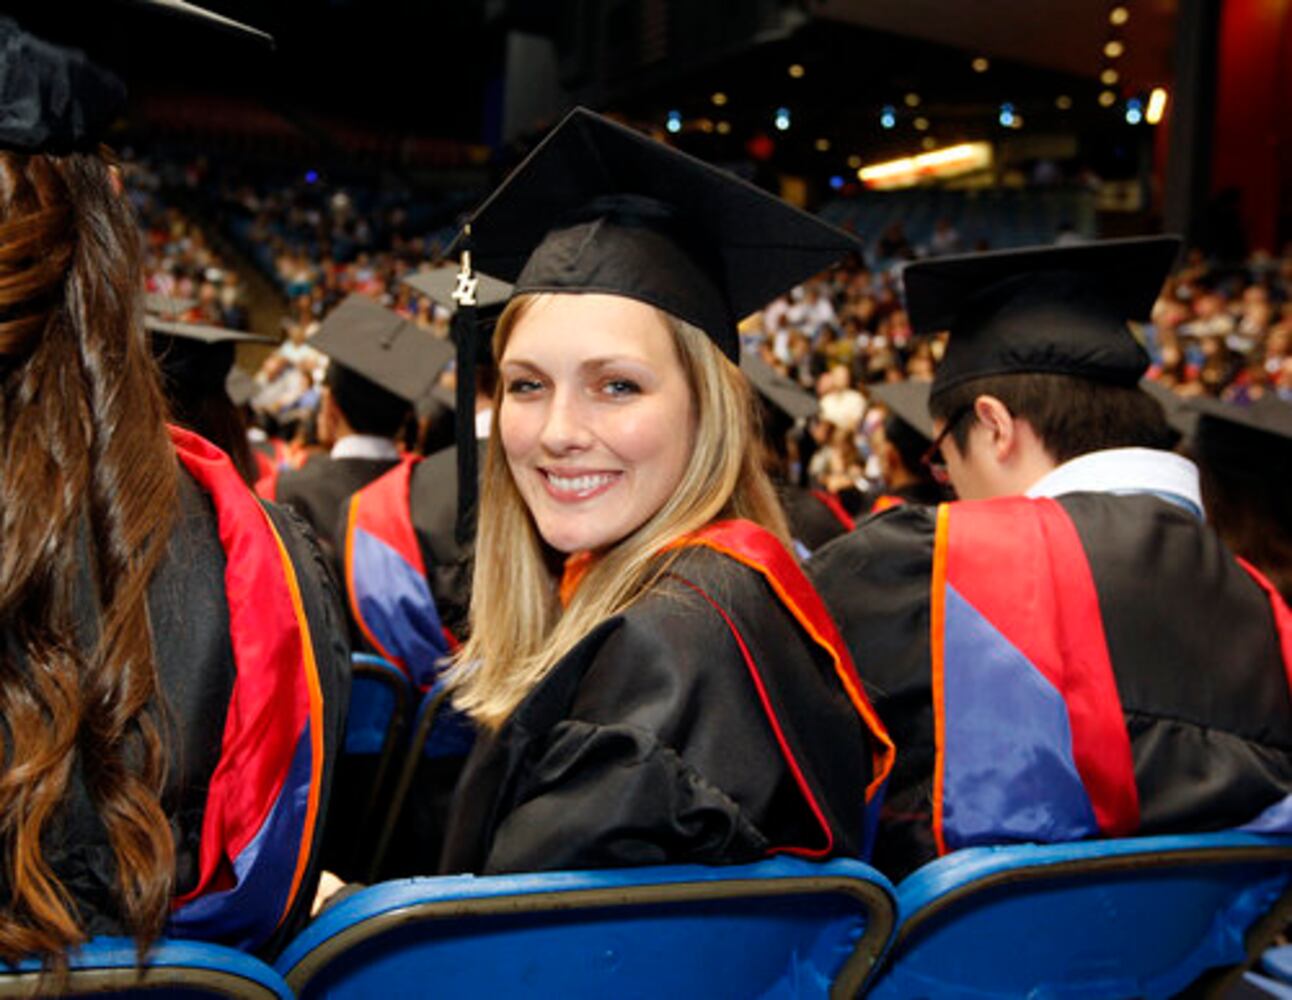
<box><xmin>108</xmin><ymin>164</ymin><xmax>124</xmax><ymax>197</ymax></box>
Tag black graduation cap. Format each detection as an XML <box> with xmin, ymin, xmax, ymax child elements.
<box><xmin>870</xmin><ymin>380</ymin><xmax>935</xmax><ymax>443</ymax></box>
<box><xmin>1189</xmin><ymin>394</ymin><xmax>1292</xmax><ymax>468</ymax></box>
<box><xmin>145</xmin><ymin>315</ymin><xmax>273</xmax><ymax>397</ymax></box>
<box><xmin>741</xmin><ymin>353</ymin><xmax>818</xmax><ymax>422</ymax></box>
<box><xmin>310</xmin><ymin>294</ymin><xmax>455</xmax><ymax>406</ymax></box>
<box><xmin>401</xmin><ymin>266</ymin><xmax>513</xmax><ymax>318</ymax></box>
<box><xmin>1138</xmin><ymin>378</ymin><xmax>1198</xmax><ymax>442</ymax></box>
<box><xmin>1</xmin><ymin>1</ymin><xmax>272</xmax><ymax>154</ymax></box>
<box><xmin>903</xmin><ymin>236</ymin><xmax>1181</xmax><ymax>400</ymax></box>
<box><xmin>454</xmin><ymin>106</ymin><xmax>861</xmax><ymax>362</ymax></box>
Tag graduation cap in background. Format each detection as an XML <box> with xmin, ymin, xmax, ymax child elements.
<box><xmin>1</xmin><ymin>1</ymin><xmax>271</xmax><ymax>154</ymax></box>
<box><xmin>145</xmin><ymin>314</ymin><xmax>273</xmax><ymax>399</ymax></box>
<box><xmin>1138</xmin><ymin>377</ymin><xmax>1198</xmax><ymax>445</ymax></box>
<box><xmin>741</xmin><ymin>353</ymin><xmax>819</xmax><ymax>423</ymax></box>
<box><xmin>1189</xmin><ymin>394</ymin><xmax>1292</xmax><ymax>474</ymax></box>
<box><xmin>448</xmin><ymin>105</ymin><xmax>860</xmax><ymax>542</ymax></box>
<box><xmin>869</xmin><ymin>380</ymin><xmax>935</xmax><ymax>444</ymax></box>
<box><xmin>401</xmin><ymin>265</ymin><xmax>512</xmax><ymax>410</ymax></box>
<box><xmin>903</xmin><ymin>236</ymin><xmax>1181</xmax><ymax>400</ymax></box>
<box><xmin>310</xmin><ymin>294</ymin><xmax>455</xmax><ymax>413</ymax></box>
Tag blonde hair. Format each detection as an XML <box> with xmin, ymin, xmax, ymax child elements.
<box><xmin>450</xmin><ymin>294</ymin><xmax>789</xmax><ymax>729</ymax></box>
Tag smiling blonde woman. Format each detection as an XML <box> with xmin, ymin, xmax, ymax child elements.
<box><xmin>438</xmin><ymin>108</ymin><xmax>893</xmax><ymax>875</ymax></box>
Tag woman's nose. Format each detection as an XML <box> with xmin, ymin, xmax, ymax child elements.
<box><xmin>539</xmin><ymin>387</ymin><xmax>592</xmax><ymax>454</ymax></box>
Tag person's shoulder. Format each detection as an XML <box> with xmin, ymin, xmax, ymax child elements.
<box><xmin>810</xmin><ymin>502</ymin><xmax>940</xmax><ymax>576</ymax></box>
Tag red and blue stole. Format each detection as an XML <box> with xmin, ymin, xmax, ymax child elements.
<box><xmin>668</xmin><ymin>520</ymin><xmax>895</xmax><ymax>858</ymax></box>
<box><xmin>929</xmin><ymin>497</ymin><xmax>1292</xmax><ymax>855</ymax></box>
<box><xmin>343</xmin><ymin>457</ymin><xmax>452</xmax><ymax>689</ymax></box>
<box><xmin>166</xmin><ymin>426</ymin><xmax>325</xmax><ymax>950</ymax></box>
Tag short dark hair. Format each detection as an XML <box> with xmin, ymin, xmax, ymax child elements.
<box><xmin>929</xmin><ymin>372</ymin><xmax>1172</xmax><ymax>464</ymax></box>
<box><xmin>326</xmin><ymin>363</ymin><xmax>410</xmax><ymax>438</ymax></box>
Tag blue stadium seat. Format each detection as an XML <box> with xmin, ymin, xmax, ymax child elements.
<box><xmin>367</xmin><ymin>677</ymin><xmax>475</xmax><ymax>879</ymax></box>
<box><xmin>325</xmin><ymin>653</ymin><xmax>414</xmax><ymax>881</ymax></box>
<box><xmin>1263</xmin><ymin>944</ymin><xmax>1292</xmax><ymax>984</ymax></box>
<box><xmin>275</xmin><ymin>858</ymin><xmax>896</xmax><ymax>999</ymax></box>
<box><xmin>0</xmin><ymin>937</ymin><xmax>291</xmax><ymax>999</ymax></box>
<box><xmin>866</xmin><ymin>831</ymin><xmax>1292</xmax><ymax>999</ymax></box>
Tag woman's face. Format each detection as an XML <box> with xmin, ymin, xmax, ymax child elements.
<box><xmin>499</xmin><ymin>294</ymin><xmax>695</xmax><ymax>554</ymax></box>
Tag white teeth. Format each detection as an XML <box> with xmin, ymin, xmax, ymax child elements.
<box><xmin>547</xmin><ymin>472</ymin><xmax>615</xmax><ymax>493</ymax></box>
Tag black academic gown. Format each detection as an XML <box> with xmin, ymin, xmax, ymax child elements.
<box><xmin>0</xmin><ymin>468</ymin><xmax>350</xmax><ymax>958</ymax></box>
<box><xmin>809</xmin><ymin>494</ymin><xmax>1292</xmax><ymax>879</ymax></box>
<box><xmin>277</xmin><ymin>453</ymin><xmax>400</xmax><ymax>569</ymax></box>
<box><xmin>779</xmin><ymin>482</ymin><xmax>854</xmax><ymax>553</ymax></box>
<box><xmin>440</xmin><ymin>538</ymin><xmax>881</xmax><ymax>875</ymax></box>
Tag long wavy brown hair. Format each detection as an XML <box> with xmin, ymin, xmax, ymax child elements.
<box><xmin>0</xmin><ymin>147</ymin><xmax>179</xmax><ymax>964</ymax></box>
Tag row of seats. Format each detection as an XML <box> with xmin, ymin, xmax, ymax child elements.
<box><xmin>3</xmin><ymin>831</ymin><xmax>1288</xmax><ymax>997</ymax></box>
<box><xmin>4</xmin><ymin>654</ymin><xmax>1288</xmax><ymax>998</ymax></box>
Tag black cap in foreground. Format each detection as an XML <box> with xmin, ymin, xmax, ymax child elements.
<box><xmin>310</xmin><ymin>295</ymin><xmax>455</xmax><ymax>406</ymax></box>
<box><xmin>1</xmin><ymin>2</ymin><xmax>272</xmax><ymax>154</ymax></box>
<box><xmin>870</xmin><ymin>380</ymin><xmax>935</xmax><ymax>443</ymax></box>
<box><xmin>903</xmin><ymin>236</ymin><xmax>1181</xmax><ymax>400</ymax></box>
<box><xmin>455</xmin><ymin>107</ymin><xmax>860</xmax><ymax>362</ymax></box>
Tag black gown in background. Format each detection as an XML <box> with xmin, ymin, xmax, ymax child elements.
<box><xmin>809</xmin><ymin>494</ymin><xmax>1292</xmax><ymax>879</ymax></box>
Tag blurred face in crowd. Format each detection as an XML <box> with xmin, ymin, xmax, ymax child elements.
<box><xmin>499</xmin><ymin>293</ymin><xmax>695</xmax><ymax>554</ymax></box>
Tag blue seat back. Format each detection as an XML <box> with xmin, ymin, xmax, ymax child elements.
<box><xmin>346</xmin><ymin>653</ymin><xmax>412</xmax><ymax>756</ymax></box>
<box><xmin>419</xmin><ymin>678</ymin><xmax>475</xmax><ymax>760</ymax></box>
<box><xmin>0</xmin><ymin>937</ymin><xmax>291</xmax><ymax>999</ymax></box>
<box><xmin>276</xmin><ymin>858</ymin><xmax>895</xmax><ymax>999</ymax></box>
<box><xmin>868</xmin><ymin>832</ymin><xmax>1292</xmax><ymax>1000</ymax></box>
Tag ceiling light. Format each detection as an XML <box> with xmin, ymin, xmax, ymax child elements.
<box><xmin>1145</xmin><ymin>87</ymin><xmax>1168</xmax><ymax>124</ymax></box>
<box><xmin>1110</xmin><ymin>6</ymin><xmax>1129</xmax><ymax>25</ymax></box>
<box><xmin>914</xmin><ymin>117</ymin><xmax>930</xmax><ymax>131</ymax></box>
<box><xmin>1104</xmin><ymin>39</ymin><xmax>1125</xmax><ymax>59</ymax></box>
<box><xmin>711</xmin><ymin>92</ymin><xmax>728</xmax><ymax>107</ymax></box>
<box><xmin>904</xmin><ymin>92</ymin><xmax>921</xmax><ymax>107</ymax></box>
<box><xmin>972</xmin><ymin>57</ymin><xmax>989</xmax><ymax>73</ymax></box>
<box><xmin>1099</xmin><ymin>89</ymin><xmax>1117</xmax><ymax>107</ymax></box>
<box><xmin>815</xmin><ymin>137</ymin><xmax>831</xmax><ymax>152</ymax></box>
<box><xmin>1055</xmin><ymin>94</ymin><xmax>1073</xmax><ymax>110</ymax></box>
<box><xmin>847</xmin><ymin>154</ymin><xmax>862</xmax><ymax>169</ymax></box>
<box><xmin>716</xmin><ymin>120</ymin><xmax>731</xmax><ymax>134</ymax></box>
<box><xmin>1101</xmin><ymin>68</ymin><xmax>1119</xmax><ymax>85</ymax></box>
<box><xmin>788</xmin><ymin>64</ymin><xmax>805</xmax><ymax>79</ymax></box>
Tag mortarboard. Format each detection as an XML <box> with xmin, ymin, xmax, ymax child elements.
<box><xmin>1</xmin><ymin>2</ymin><xmax>271</xmax><ymax>154</ymax></box>
<box><xmin>401</xmin><ymin>266</ymin><xmax>513</xmax><ymax>320</ymax></box>
<box><xmin>310</xmin><ymin>294</ymin><xmax>455</xmax><ymax>406</ymax></box>
<box><xmin>870</xmin><ymin>380</ymin><xmax>935</xmax><ymax>443</ymax></box>
<box><xmin>741</xmin><ymin>353</ymin><xmax>818</xmax><ymax>423</ymax></box>
<box><xmin>1138</xmin><ymin>377</ymin><xmax>1198</xmax><ymax>443</ymax></box>
<box><xmin>903</xmin><ymin>236</ymin><xmax>1181</xmax><ymax>400</ymax></box>
<box><xmin>146</xmin><ymin>314</ymin><xmax>273</xmax><ymax>397</ymax></box>
<box><xmin>1189</xmin><ymin>394</ymin><xmax>1292</xmax><ymax>472</ymax></box>
<box><xmin>454</xmin><ymin>106</ymin><xmax>861</xmax><ymax>362</ymax></box>
<box><xmin>145</xmin><ymin>293</ymin><xmax>199</xmax><ymax>318</ymax></box>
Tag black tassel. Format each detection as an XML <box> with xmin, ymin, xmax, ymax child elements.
<box><xmin>452</xmin><ymin>226</ymin><xmax>480</xmax><ymax>548</ymax></box>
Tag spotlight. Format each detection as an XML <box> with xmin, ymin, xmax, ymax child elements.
<box><xmin>998</xmin><ymin>102</ymin><xmax>1015</xmax><ymax>127</ymax></box>
<box><xmin>1145</xmin><ymin>87</ymin><xmax>1168</xmax><ymax>124</ymax></box>
<box><xmin>829</xmin><ymin>175</ymin><xmax>845</xmax><ymax>191</ymax></box>
<box><xmin>1125</xmin><ymin>97</ymin><xmax>1143</xmax><ymax>125</ymax></box>
<box><xmin>880</xmin><ymin>105</ymin><xmax>897</xmax><ymax>129</ymax></box>
<box><xmin>666</xmin><ymin>110</ymin><xmax>682</xmax><ymax>134</ymax></box>
<box><xmin>774</xmin><ymin>106</ymin><xmax>791</xmax><ymax>131</ymax></box>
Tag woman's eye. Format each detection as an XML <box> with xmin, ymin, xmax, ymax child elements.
<box><xmin>505</xmin><ymin>377</ymin><xmax>544</xmax><ymax>396</ymax></box>
<box><xmin>602</xmin><ymin>378</ymin><xmax>641</xmax><ymax>397</ymax></box>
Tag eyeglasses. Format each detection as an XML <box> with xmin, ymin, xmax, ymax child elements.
<box><xmin>920</xmin><ymin>404</ymin><xmax>974</xmax><ymax>486</ymax></box>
